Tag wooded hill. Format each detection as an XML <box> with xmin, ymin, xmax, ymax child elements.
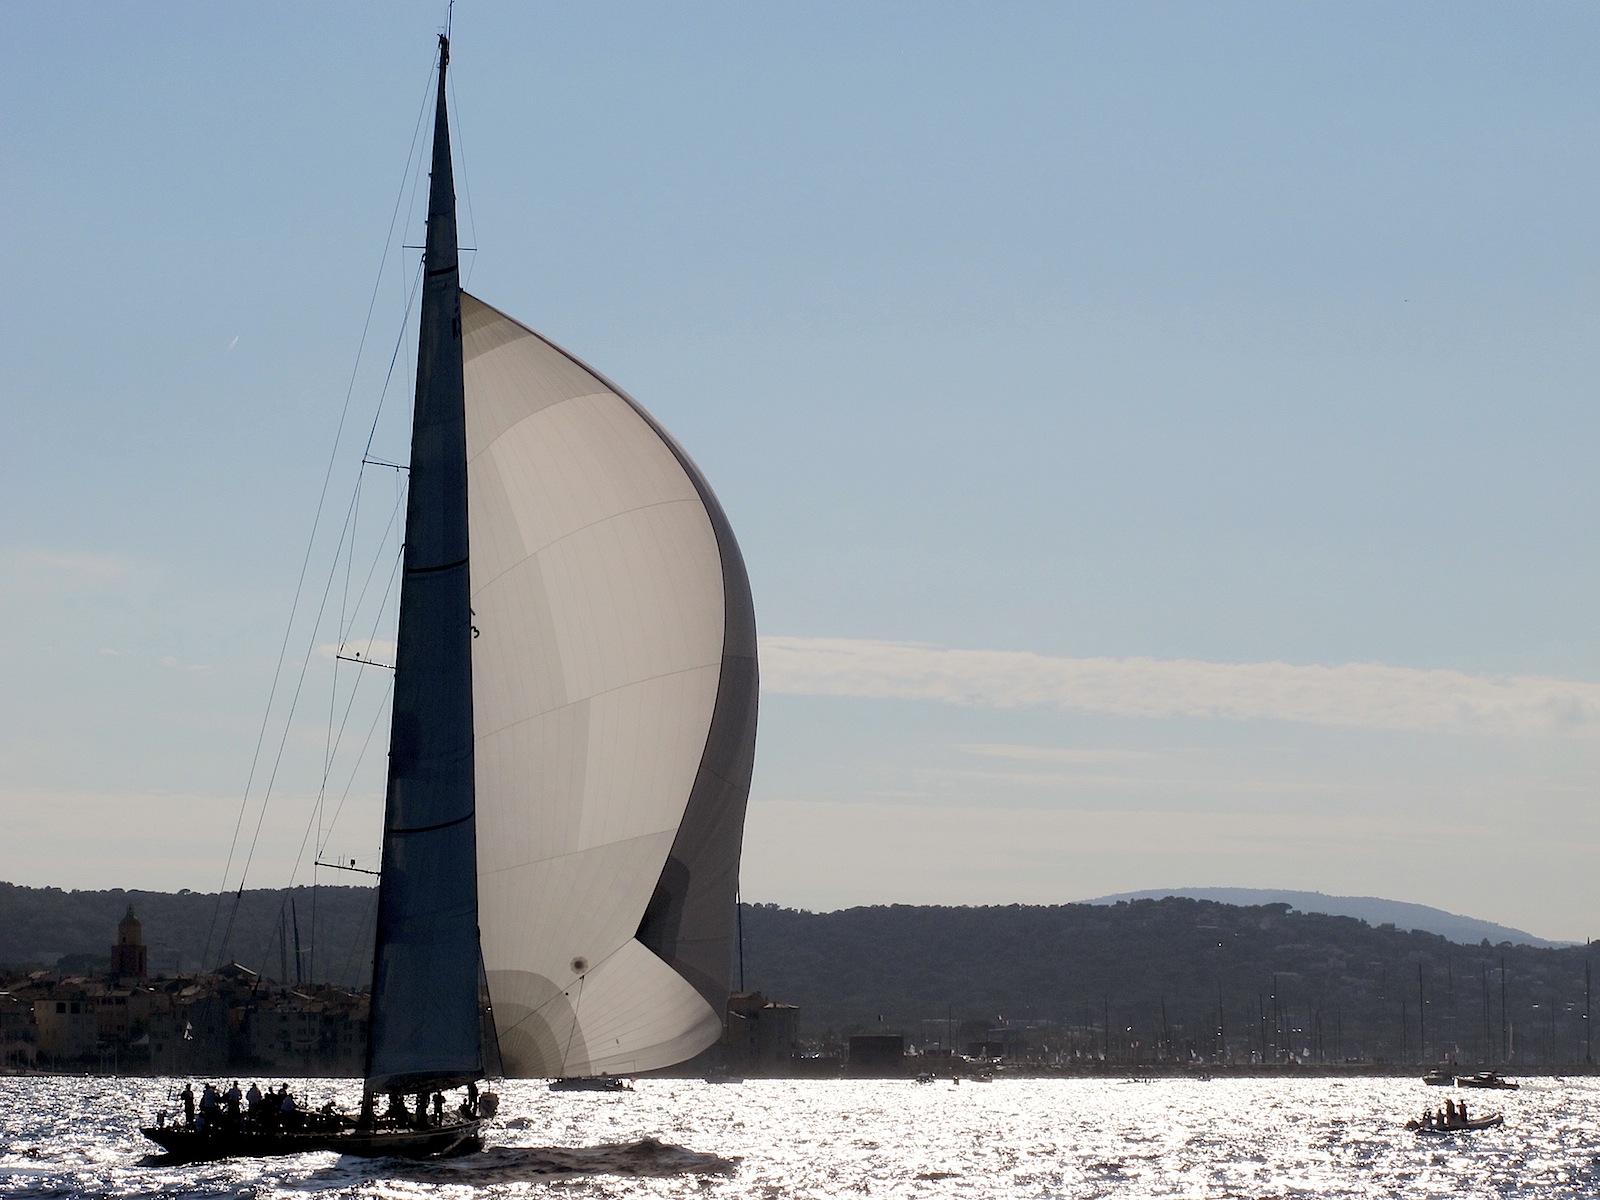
<box><xmin>0</xmin><ymin>881</ymin><xmax>378</xmax><ymax>986</ymax></box>
<box><xmin>739</xmin><ymin>899</ymin><xmax>1598</xmax><ymax>1066</ymax></box>
<box><xmin>4</xmin><ymin>883</ymin><xmax>1595</xmax><ymax>1065</ymax></box>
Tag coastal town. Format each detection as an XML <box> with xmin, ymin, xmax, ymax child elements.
<box><xmin>0</xmin><ymin>908</ymin><xmax>368</xmax><ymax>1076</ymax></box>
<box><xmin>0</xmin><ymin>908</ymin><xmax>801</xmax><ymax>1079</ymax></box>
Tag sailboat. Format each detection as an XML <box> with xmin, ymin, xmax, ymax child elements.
<box><xmin>142</xmin><ymin>32</ymin><xmax>758</xmax><ymax>1162</ymax></box>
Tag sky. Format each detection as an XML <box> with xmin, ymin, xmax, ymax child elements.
<box><xmin>3</xmin><ymin>3</ymin><xmax>1599</xmax><ymax>941</ymax></box>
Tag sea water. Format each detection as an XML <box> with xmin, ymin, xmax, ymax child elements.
<box><xmin>2</xmin><ymin>1075</ymin><xmax>1598</xmax><ymax>1198</ymax></box>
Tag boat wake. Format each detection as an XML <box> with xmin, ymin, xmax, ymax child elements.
<box><xmin>315</xmin><ymin>1138</ymin><xmax>738</xmax><ymax>1185</ymax></box>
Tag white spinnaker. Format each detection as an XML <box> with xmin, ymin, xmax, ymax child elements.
<box><xmin>462</xmin><ymin>293</ymin><xmax>726</xmax><ymax>1077</ymax></box>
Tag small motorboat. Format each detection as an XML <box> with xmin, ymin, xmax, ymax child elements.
<box><xmin>1422</xmin><ymin>1067</ymin><xmax>1455</xmax><ymax>1086</ymax></box>
<box><xmin>1456</xmin><ymin>1072</ymin><xmax>1518</xmax><ymax>1090</ymax></box>
<box><xmin>1406</xmin><ymin>1112</ymin><xmax>1504</xmax><ymax>1135</ymax></box>
<box><xmin>548</xmin><ymin>1076</ymin><xmax>634</xmax><ymax>1092</ymax></box>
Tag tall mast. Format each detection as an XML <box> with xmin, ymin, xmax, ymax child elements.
<box><xmin>364</xmin><ymin>33</ymin><xmax>484</xmax><ymax>1095</ymax></box>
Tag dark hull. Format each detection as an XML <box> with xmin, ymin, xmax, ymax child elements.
<box><xmin>141</xmin><ymin>1120</ymin><xmax>481</xmax><ymax>1163</ymax></box>
<box><xmin>1408</xmin><ymin>1113</ymin><xmax>1504</xmax><ymax>1135</ymax></box>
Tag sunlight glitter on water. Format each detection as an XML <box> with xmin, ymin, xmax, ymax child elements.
<box><xmin>1</xmin><ymin>1075</ymin><xmax>1598</xmax><ymax>1198</ymax></box>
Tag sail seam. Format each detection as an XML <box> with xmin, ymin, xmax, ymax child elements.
<box><xmin>494</xmin><ymin>942</ymin><xmax>719</xmax><ymax>1043</ymax></box>
<box><xmin>496</xmin><ymin>942</ymin><xmax>631</xmax><ymax>1033</ymax></box>
<box><xmin>465</xmin><ymin>493</ymin><xmax>704</xmax><ymax>596</ymax></box>
<box><xmin>473</xmin><ymin>661</ymin><xmax>718</xmax><ymax>741</ymax></box>
<box><xmin>461</xmin><ymin>292</ymin><xmax>754</xmax><ymax>655</ymax></box>
<box><xmin>477</xmin><ymin>826</ymin><xmax>674</xmax><ymax>877</ymax></box>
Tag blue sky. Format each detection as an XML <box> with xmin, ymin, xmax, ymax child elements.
<box><xmin>3</xmin><ymin>3</ymin><xmax>1599</xmax><ymax>940</ymax></box>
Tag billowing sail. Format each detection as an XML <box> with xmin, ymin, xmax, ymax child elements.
<box><xmin>462</xmin><ymin>293</ymin><xmax>758</xmax><ymax>1078</ymax></box>
<box><xmin>364</xmin><ymin>38</ymin><xmax>485</xmax><ymax>1095</ymax></box>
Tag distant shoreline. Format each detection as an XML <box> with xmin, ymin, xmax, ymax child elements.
<box><xmin>4</xmin><ymin>1063</ymin><xmax>1597</xmax><ymax>1081</ymax></box>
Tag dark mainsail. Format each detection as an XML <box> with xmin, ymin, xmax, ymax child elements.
<box><xmin>364</xmin><ymin>34</ymin><xmax>484</xmax><ymax>1095</ymax></box>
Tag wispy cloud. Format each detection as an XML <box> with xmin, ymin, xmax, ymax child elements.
<box><xmin>159</xmin><ymin>654</ymin><xmax>211</xmax><ymax>673</ymax></box>
<box><xmin>956</xmin><ymin>744</ymin><xmax>1154</xmax><ymax>766</ymax></box>
<box><xmin>0</xmin><ymin>548</ymin><xmax>129</xmax><ymax>597</ymax></box>
<box><xmin>937</xmin><ymin>743</ymin><xmax>1379</xmax><ymax>806</ymax></box>
<box><xmin>759</xmin><ymin>636</ymin><xmax>1600</xmax><ymax>737</ymax></box>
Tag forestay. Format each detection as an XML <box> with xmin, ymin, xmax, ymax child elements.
<box><xmin>462</xmin><ymin>294</ymin><xmax>758</xmax><ymax>1078</ymax></box>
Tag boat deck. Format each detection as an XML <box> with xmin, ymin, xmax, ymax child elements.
<box><xmin>141</xmin><ymin>1118</ymin><xmax>481</xmax><ymax>1163</ymax></box>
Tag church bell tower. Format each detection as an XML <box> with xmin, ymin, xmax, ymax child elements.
<box><xmin>110</xmin><ymin>905</ymin><xmax>148</xmax><ymax>980</ymax></box>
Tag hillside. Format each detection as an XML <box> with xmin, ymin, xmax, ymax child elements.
<box><xmin>1086</xmin><ymin>888</ymin><xmax>1564</xmax><ymax>948</ymax></box>
<box><xmin>6</xmin><ymin>883</ymin><xmax>1596</xmax><ymax>1066</ymax></box>
<box><xmin>0</xmin><ymin>882</ymin><xmax>377</xmax><ymax>986</ymax></box>
<box><xmin>741</xmin><ymin>899</ymin><xmax>1599</xmax><ymax>1065</ymax></box>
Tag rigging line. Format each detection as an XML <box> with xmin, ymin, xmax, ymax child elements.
<box><xmin>228</xmin><ymin>495</ymin><xmax>371</xmax><ymax>923</ymax></box>
<box><xmin>308</xmin><ymin>533</ymin><xmax>403</xmax><ymax>879</ymax></box>
<box><xmin>330</xmin><ymin>469</ymin><xmax>364</xmax><ymax>766</ymax></box>
<box><xmin>215</xmin><ymin>469</ymin><xmax>367</xmax><ymax>964</ymax></box>
<box><xmin>339</xmin><ymin>886</ymin><xmax>383</xmax><ymax>992</ymax></box>
<box><xmin>509</xmin><ymin>941</ymin><xmax>631</xmax><ymax>1032</ymax></box>
<box><xmin>327</xmin><ymin>524</ymin><xmax>392</xmax><ymax>719</ymax></box>
<box><xmin>297</xmin><ymin>551</ymin><xmax>402</xmax><ymax>879</ymax></box>
<box><xmin>343</xmin><ymin>55</ymin><xmax>437</xmax><ymax>436</ymax></box>
<box><xmin>203</xmin><ymin>61</ymin><xmax>438</xmax><ymax>970</ymax></box>
<box><xmin>217</xmin><ymin>397</ymin><xmax>396</xmax><ymax>960</ymax></box>
<box><xmin>324</xmin><ymin>326</ymin><xmax>408</xmax><ymax>821</ymax></box>
<box><xmin>337</xmin><ymin>475</ymin><xmax>406</xmax><ymax>661</ymax></box>
<box><xmin>321</xmin><ymin>476</ymin><xmax>358</xmax><ymax>864</ymax></box>
<box><xmin>314</xmin><ymin>483</ymin><xmax>404</xmax><ymax>863</ymax></box>
<box><xmin>250</xmin><ymin>888</ymin><xmax>300</xmax><ymax>988</ymax></box>
<box><xmin>218</xmin><ymin>190</ymin><xmax>426</xmax><ymax>963</ymax></box>
<box><xmin>560</xmin><ymin>974</ymin><xmax>586</xmax><ymax>1077</ymax></box>
<box><xmin>396</xmin><ymin>74</ymin><xmax>434</xmax><ymax>318</ymax></box>
<box><xmin>324</xmin><ymin>470</ymin><xmax>376</xmax><ymax>844</ymax></box>
<box><xmin>322</xmin><ymin>56</ymin><xmax>431</xmax><ymax>658</ymax></box>
<box><xmin>364</xmin><ymin>255</ymin><xmax>427</xmax><ymax>462</ymax></box>
<box><xmin>318</xmin><ymin>568</ymin><xmax>402</xmax><ymax>858</ymax></box>
<box><xmin>313</xmin><ymin>492</ymin><xmax>405</xmax><ymax>865</ymax></box>
<box><xmin>446</xmin><ymin>66</ymin><xmax>479</xmax><ymax>291</ymax></box>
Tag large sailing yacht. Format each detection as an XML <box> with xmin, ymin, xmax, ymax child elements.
<box><xmin>142</xmin><ymin>31</ymin><xmax>758</xmax><ymax>1163</ymax></box>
